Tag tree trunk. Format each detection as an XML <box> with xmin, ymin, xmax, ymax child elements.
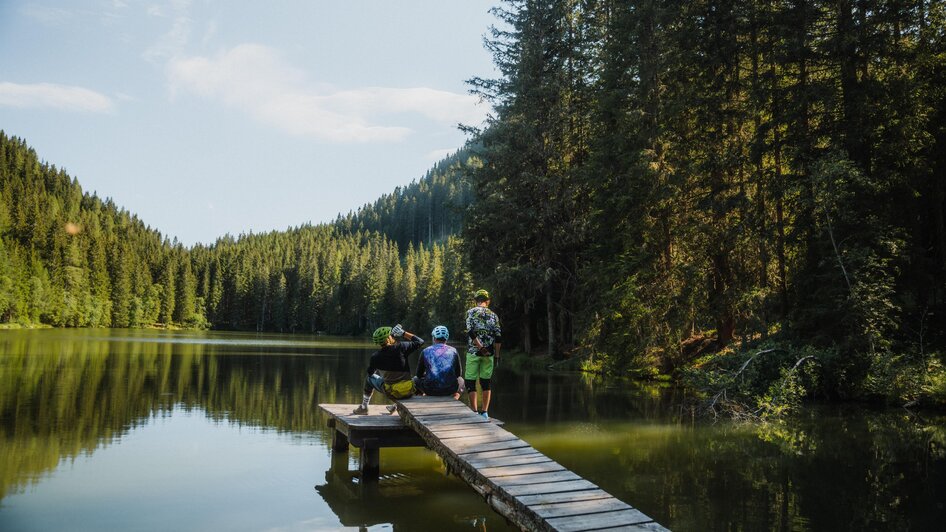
<box><xmin>522</xmin><ymin>308</ymin><xmax>533</xmax><ymax>354</ymax></box>
<box><xmin>546</xmin><ymin>285</ymin><xmax>556</xmax><ymax>357</ymax></box>
<box><xmin>838</xmin><ymin>0</ymin><xmax>869</xmax><ymax>173</ymax></box>
<box><xmin>933</xmin><ymin>175</ymin><xmax>946</xmax><ymax>273</ymax></box>
<box><xmin>712</xmin><ymin>251</ymin><xmax>736</xmax><ymax>347</ymax></box>
<box><xmin>772</xmin><ymin>55</ymin><xmax>789</xmax><ymax>316</ymax></box>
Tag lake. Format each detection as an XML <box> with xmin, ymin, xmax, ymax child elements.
<box><xmin>1</xmin><ymin>329</ymin><xmax>943</xmax><ymax>531</ymax></box>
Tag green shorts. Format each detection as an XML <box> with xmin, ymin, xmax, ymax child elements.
<box><xmin>465</xmin><ymin>353</ymin><xmax>494</xmax><ymax>381</ymax></box>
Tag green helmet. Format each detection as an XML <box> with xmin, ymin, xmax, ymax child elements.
<box><xmin>474</xmin><ymin>289</ymin><xmax>490</xmax><ymax>302</ymax></box>
<box><xmin>372</xmin><ymin>326</ymin><xmax>392</xmax><ymax>345</ymax></box>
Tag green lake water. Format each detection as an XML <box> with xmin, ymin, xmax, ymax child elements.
<box><xmin>0</xmin><ymin>329</ymin><xmax>943</xmax><ymax>531</ymax></box>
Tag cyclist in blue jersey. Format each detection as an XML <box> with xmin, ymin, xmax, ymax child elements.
<box><xmin>414</xmin><ymin>325</ymin><xmax>464</xmax><ymax>399</ymax></box>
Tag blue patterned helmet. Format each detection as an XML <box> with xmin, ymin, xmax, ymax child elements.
<box><xmin>431</xmin><ymin>325</ymin><xmax>449</xmax><ymax>340</ymax></box>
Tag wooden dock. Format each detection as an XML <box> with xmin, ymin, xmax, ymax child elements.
<box><xmin>320</xmin><ymin>397</ymin><xmax>668</xmax><ymax>531</ymax></box>
<box><xmin>319</xmin><ymin>404</ymin><xmax>425</xmax><ymax>478</ymax></box>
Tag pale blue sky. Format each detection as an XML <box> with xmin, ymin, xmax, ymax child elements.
<box><xmin>0</xmin><ymin>1</ymin><xmax>498</xmax><ymax>245</ymax></box>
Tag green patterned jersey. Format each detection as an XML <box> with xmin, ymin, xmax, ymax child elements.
<box><xmin>465</xmin><ymin>305</ymin><xmax>502</xmax><ymax>355</ymax></box>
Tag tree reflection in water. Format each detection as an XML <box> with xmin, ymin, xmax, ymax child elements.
<box><xmin>1</xmin><ymin>329</ymin><xmax>944</xmax><ymax>531</ymax></box>
<box><xmin>0</xmin><ymin>329</ymin><xmax>363</xmax><ymax>500</ymax></box>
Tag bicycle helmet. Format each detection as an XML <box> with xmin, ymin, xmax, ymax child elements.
<box><xmin>431</xmin><ymin>325</ymin><xmax>449</xmax><ymax>340</ymax></box>
<box><xmin>372</xmin><ymin>326</ymin><xmax>392</xmax><ymax>345</ymax></box>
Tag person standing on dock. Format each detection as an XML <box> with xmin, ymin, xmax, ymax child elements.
<box><xmin>465</xmin><ymin>289</ymin><xmax>502</xmax><ymax>419</ymax></box>
<box><xmin>353</xmin><ymin>324</ymin><xmax>424</xmax><ymax>415</ymax></box>
<box><xmin>414</xmin><ymin>325</ymin><xmax>464</xmax><ymax>399</ymax></box>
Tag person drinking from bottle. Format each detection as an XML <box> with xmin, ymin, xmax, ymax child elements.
<box><xmin>352</xmin><ymin>324</ymin><xmax>423</xmax><ymax>415</ymax></box>
<box><xmin>465</xmin><ymin>289</ymin><xmax>502</xmax><ymax>419</ymax></box>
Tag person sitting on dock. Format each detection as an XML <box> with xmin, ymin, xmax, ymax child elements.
<box><xmin>414</xmin><ymin>325</ymin><xmax>464</xmax><ymax>399</ymax></box>
<box><xmin>353</xmin><ymin>324</ymin><xmax>424</xmax><ymax>415</ymax></box>
<box><xmin>465</xmin><ymin>289</ymin><xmax>502</xmax><ymax>419</ymax></box>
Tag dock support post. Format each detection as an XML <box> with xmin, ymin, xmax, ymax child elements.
<box><xmin>328</xmin><ymin>418</ymin><xmax>349</xmax><ymax>452</ymax></box>
<box><xmin>329</xmin><ymin>449</ymin><xmax>348</xmax><ymax>476</ymax></box>
<box><xmin>359</xmin><ymin>438</ymin><xmax>380</xmax><ymax>481</ymax></box>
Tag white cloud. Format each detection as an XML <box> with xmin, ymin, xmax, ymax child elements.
<box><xmin>143</xmin><ymin>0</ymin><xmax>193</xmax><ymax>63</ymax></box>
<box><xmin>166</xmin><ymin>44</ymin><xmax>486</xmax><ymax>143</ymax></box>
<box><xmin>0</xmin><ymin>82</ymin><xmax>114</xmax><ymax>113</ymax></box>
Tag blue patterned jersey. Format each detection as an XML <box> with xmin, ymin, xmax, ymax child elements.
<box><xmin>416</xmin><ymin>343</ymin><xmax>462</xmax><ymax>393</ymax></box>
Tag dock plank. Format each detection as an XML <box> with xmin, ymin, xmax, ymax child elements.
<box><xmin>491</xmin><ymin>470</ymin><xmax>583</xmax><ymax>486</ymax></box>
<box><xmin>422</xmin><ymin>417</ymin><xmax>491</xmax><ymax>427</ymax></box>
<box><xmin>597</xmin><ymin>523</ymin><xmax>671</xmax><ymax>531</ymax></box>
<box><xmin>451</xmin><ymin>438</ymin><xmax>529</xmax><ymax>455</ymax></box>
<box><xmin>320</xmin><ymin>404</ymin><xmax>402</xmax><ymax>424</ymax></box>
<box><xmin>465</xmin><ymin>453</ymin><xmax>550</xmax><ymax>469</ymax></box>
<box><xmin>545</xmin><ymin>508</ymin><xmax>654</xmax><ymax>531</ymax></box>
<box><xmin>432</xmin><ymin>426</ymin><xmax>510</xmax><ymax>439</ymax></box>
<box><xmin>448</xmin><ymin>432</ymin><xmax>523</xmax><ymax>447</ymax></box>
<box><xmin>411</xmin><ymin>412</ymin><xmax>474</xmax><ymax>421</ymax></box>
<box><xmin>516</xmin><ymin>489</ymin><xmax>613</xmax><ymax>506</ymax></box>
<box><xmin>501</xmin><ymin>479</ymin><xmax>600</xmax><ymax>497</ymax></box>
<box><xmin>479</xmin><ymin>461</ymin><xmax>567</xmax><ymax>478</ymax></box>
<box><xmin>459</xmin><ymin>446</ymin><xmax>543</xmax><ymax>461</ymax></box>
<box><xmin>531</xmin><ymin>497</ymin><xmax>634</xmax><ymax>519</ymax></box>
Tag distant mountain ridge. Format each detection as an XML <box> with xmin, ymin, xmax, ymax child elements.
<box><xmin>332</xmin><ymin>149</ymin><xmax>473</xmax><ymax>250</ymax></box>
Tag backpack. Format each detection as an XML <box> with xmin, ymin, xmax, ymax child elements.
<box><xmin>383</xmin><ymin>379</ymin><xmax>415</xmax><ymax>399</ymax></box>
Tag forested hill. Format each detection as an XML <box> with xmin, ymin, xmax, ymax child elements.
<box><xmin>0</xmin><ymin>132</ymin><xmax>172</xmax><ymax>327</ymax></box>
<box><xmin>0</xmin><ymin>131</ymin><xmax>472</xmax><ymax>334</ymax></box>
<box><xmin>332</xmin><ymin>150</ymin><xmax>473</xmax><ymax>251</ymax></box>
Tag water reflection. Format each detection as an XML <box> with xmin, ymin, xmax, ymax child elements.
<box><xmin>316</xmin><ymin>451</ymin><xmax>516</xmax><ymax>531</ymax></box>
<box><xmin>0</xmin><ymin>329</ymin><xmax>369</xmax><ymax>502</ymax></box>
<box><xmin>1</xmin><ymin>329</ymin><xmax>944</xmax><ymax>531</ymax></box>
<box><xmin>507</xmin><ymin>400</ymin><xmax>946</xmax><ymax>531</ymax></box>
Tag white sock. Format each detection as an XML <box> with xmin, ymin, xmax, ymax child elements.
<box><xmin>361</xmin><ymin>394</ymin><xmax>371</xmax><ymax>408</ymax></box>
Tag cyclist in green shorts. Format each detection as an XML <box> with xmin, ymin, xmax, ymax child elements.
<box><xmin>465</xmin><ymin>289</ymin><xmax>502</xmax><ymax>419</ymax></box>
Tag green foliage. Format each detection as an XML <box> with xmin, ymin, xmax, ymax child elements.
<box><xmin>501</xmin><ymin>350</ymin><xmax>554</xmax><ymax>372</ymax></box>
<box><xmin>193</xmin><ymin>228</ymin><xmax>469</xmax><ymax>336</ymax></box>
<box><xmin>921</xmin><ymin>357</ymin><xmax>946</xmax><ymax>406</ymax></box>
<box><xmin>860</xmin><ymin>350</ymin><xmax>946</xmax><ymax>408</ymax></box>
<box><xmin>465</xmin><ymin>0</ymin><xmax>592</xmax><ymax>357</ymax></box>
<box><xmin>682</xmin><ymin>343</ymin><xmax>824</xmax><ymax>421</ymax></box>
<box><xmin>0</xmin><ymin>132</ymin><xmax>171</xmax><ymax>329</ymax></box>
<box><xmin>462</xmin><ymin>0</ymin><xmax>946</xmax><ymax>411</ymax></box>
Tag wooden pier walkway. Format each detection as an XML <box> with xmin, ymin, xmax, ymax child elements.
<box><xmin>320</xmin><ymin>396</ymin><xmax>667</xmax><ymax>531</ymax></box>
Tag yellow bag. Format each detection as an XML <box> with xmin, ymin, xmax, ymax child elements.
<box><xmin>384</xmin><ymin>379</ymin><xmax>415</xmax><ymax>399</ymax></box>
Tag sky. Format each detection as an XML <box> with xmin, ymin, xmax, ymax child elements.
<box><xmin>0</xmin><ymin>0</ymin><xmax>499</xmax><ymax>245</ymax></box>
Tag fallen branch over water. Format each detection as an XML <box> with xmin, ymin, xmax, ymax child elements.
<box><xmin>696</xmin><ymin>348</ymin><xmax>821</xmax><ymax>422</ymax></box>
